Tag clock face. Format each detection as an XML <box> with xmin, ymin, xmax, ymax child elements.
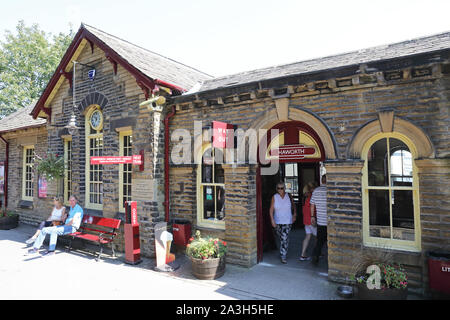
<box><xmin>90</xmin><ymin>110</ymin><xmax>102</xmax><ymax>130</ymax></box>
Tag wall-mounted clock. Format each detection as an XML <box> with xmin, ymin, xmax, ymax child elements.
<box><xmin>89</xmin><ymin>109</ymin><xmax>103</xmax><ymax>131</ymax></box>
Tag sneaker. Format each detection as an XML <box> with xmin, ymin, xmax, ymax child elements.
<box><xmin>299</xmin><ymin>256</ymin><xmax>311</xmax><ymax>261</ymax></box>
<box><xmin>26</xmin><ymin>248</ymin><xmax>39</xmax><ymax>255</ymax></box>
<box><xmin>281</xmin><ymin>258</ymin><xmax>287</xmax><ymax>264</ymax></box>
<box><xmin>41</xmin><ymin>250</ymin><xmax>55</xmax><ymax>256</ymax></box>
<box><xmin>25</xmin><ymin>238</ymin><xmax>36</xmax><ymax>245</ymax></box>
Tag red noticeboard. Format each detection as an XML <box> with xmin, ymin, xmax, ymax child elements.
<box><xmin>90</xmin><ymin>155</ymin><xmax>142</xmax><ymax>165</ymax></box>
<box><xmin>212</xmin><ymin>121</ymin><xmax>234</xmax><ymax>148</ymax></box>
<box><xmin>270</xmin><ymin>144</ymin><xmax>316</xmax><ymax>160</ymax></box>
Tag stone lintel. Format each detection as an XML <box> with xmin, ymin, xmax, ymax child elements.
<box><xmin>324</xmin><ymin>160</ymin><xmax>364</xmax><ymax>174</ymax></box>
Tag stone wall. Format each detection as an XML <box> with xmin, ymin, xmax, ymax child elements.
<box><xmin>0</xmin><ymin>127</ymin><xmax>51</xmax><ymax>224</ymax></box>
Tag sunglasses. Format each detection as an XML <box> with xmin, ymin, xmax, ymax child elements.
<box><xmin>277</xmin><ymin>187</ymin><xmax>285</xmax><ymax>190</ymax></box>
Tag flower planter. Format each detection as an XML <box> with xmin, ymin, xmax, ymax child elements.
<box><xmin>0</xmin><ymin>214</ymin><xmax>19</xmax><ymax>230</ymax></box>
<box><xmin>190</xmin><ymin>256</ymin><xmax>226</xmax><ymax>280</ymax></box>
<box><xmin>355</xmin><ymin>283</ymin><xmax>408</xmax><ymax>300</ymax></box>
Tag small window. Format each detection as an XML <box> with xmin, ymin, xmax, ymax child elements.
<box><xmin>22</xmin><ymin>146</ymin><xmax>35</xmax><ymax>201</ymax></box>
<box><xmin>119</xmin><ymin>131</ymin><xmax>132</xmax><ymax>212</ymax></box>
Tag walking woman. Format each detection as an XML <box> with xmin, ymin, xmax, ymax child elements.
<box><xmin>299</xmin><ymin>182</ymin><xmax>318</xmax><ymax>261</ymax></box>
<box><xmin>269</xmin><ymin>181</ymin><xmax>297</xmax><ymax>264</ymax></box>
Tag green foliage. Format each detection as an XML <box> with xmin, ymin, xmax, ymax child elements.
<box><xmin>352</xmin><ymin>263</ymin><xmax>408</xmax><ymax>289</ymax></box>
<box><xmin>35</xmin><ymin>152</ymin><xmax>65</xmax><ymax>181</ymax></box>
<box><xmin>0</xmin><ymin>20</ymin><xmax>74</xmax><ymax>118</ymax></box>
<box><xmin>186</xmin><ymin>230</ymin><xmax>227</xmax><ymax>260</ymax></box>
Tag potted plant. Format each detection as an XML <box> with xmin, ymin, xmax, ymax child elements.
<box><xmin>350</xmin><ymin>249</ymin><xmax>408</xmax><ymax>300</ymax></box>
<box><xmin>0</xmin><ymin>210</ymin><xmax>19</xmax><ymax>230</ymax></box>
<box><xmin>35</xmin><ymin>152</ymin><xmax>65</xmax><ymax>181</ymax></box>
<box><xmin>186</xmin><ymin>230</ymin><xmax>227</xmax><ymax>280</ymax></box>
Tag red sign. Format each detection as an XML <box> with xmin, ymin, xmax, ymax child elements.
<box><xmin>270</xmin><ymin>144</ymin><xmax>316</xmax><ymax>160</ymax></box>
<box><xmin>212</xmin><ymin>121</ymin><xmax>234</xmax><ymax>148</ymax></box>
<box><xmin>90</xmin><ymin>155</ymin><xmax>142</xmax><ymax>165</ymax></box>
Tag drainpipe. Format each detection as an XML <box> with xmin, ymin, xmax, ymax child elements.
<box><xmin>164</xmin><ymin>105</ymin><xmax>176</xmax><ymax>222</ymax></box>
<box><xmin>0</xmin><ymin>135</ymin><xmax>8</xmax><ymax>210</ymax></box>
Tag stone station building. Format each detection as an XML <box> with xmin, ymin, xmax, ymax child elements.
<box><xmin>1</xmin><ymin>24</ymin><xmax>449</xmax><ymax>295</ymax></box>
<box><xmin>167</xmin><ymin>32</ymin><xmax>450</xmax><ymax>293</ymax></box>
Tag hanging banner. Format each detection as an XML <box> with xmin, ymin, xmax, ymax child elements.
<box><xmin>0</xmin><ymin>162</ymin><xmax>4</xmax><ymax>195</ymax></box>
<box><xmin>38</xmin><ymin>175</ymin><xmax>47</xmax><ymax>198</ymax></box>
<box><xmin>212</xmin><ymin>121</ymin><xmax>234</xmax><ymax>148</ymax></box>
<box><xmin>90</xmin><ymin>155</ymin><xmax>142</xmax><ymax>165</ymax></box>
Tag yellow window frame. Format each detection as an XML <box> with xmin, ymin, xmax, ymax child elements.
<box><xmin>63</xmin><ymin>137</ymin><xmax>73</xmax><ymax>205</ymax></box>
<box><xmin>361</xmin><ymin>132</ymin><xmax>421</xmax><ymax>252</ymax></box>
<box><xmin>22</xmin><ymin>145</ymin><xmax>35</xmax><ymax>201</ymax></box>
<box><xmin>119</xmin><ymin>130</ymin><xmax>132</xmax><ymax>213</ymax></box>
<box><xmin>85</xmin><ymin>105</ymin><xmax>103</xmax><ymax>210</ymax></box>
<box><xmin>196</xmin><ymin>143</ymin><xmax>225</xmax><ymax>230</ymax></box>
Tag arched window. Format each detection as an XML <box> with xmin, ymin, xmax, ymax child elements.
<box><xmin>197</xmin><ymin>145</ymin><xmax>225</xmax><ymax>229</ymax></box>
<box><xmin>362</xmin><ymin>133</ymin><xmax>420</xmax><ymax>251</ymax></box>
<box><xmin>85</xmin><ymin>105</ymin><xmax>104</xmax><ymax>210</ymax></box>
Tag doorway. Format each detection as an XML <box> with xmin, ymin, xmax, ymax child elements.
<box><xmin>260</xmin><ymin>162</ymin><xmax>320</xmax><ymax>248</ymax></box>
<box><xmin>259</xmin><ymin>162</ymin><xmax>328</xmax><ymax>269</ymax></box>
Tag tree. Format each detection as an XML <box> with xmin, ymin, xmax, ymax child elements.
<box><xmin>0</xmin><ymin>21</ymin><xmax>74</xmax><ymax>118</ymax></box>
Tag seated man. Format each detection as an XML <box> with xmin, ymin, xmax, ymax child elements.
<box><xmin>27</xmin><ymin>195</ymin><xmax>84</xmax><ymax>257</ymax></box>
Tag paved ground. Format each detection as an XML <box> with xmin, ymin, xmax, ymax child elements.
<box><xmin>0</xmin><ymin>224</ymin><xmax>423</xmax><ymax>300</ymax></box>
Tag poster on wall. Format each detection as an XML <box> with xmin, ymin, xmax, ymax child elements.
<box><xmin>0</xmin><ymin>161</ymin><xmax>4</xmax><ymax>195</ymax></box>
<box><xmin>38</xmin><ymin>175</ymin><xmax>47</xmax><ymax>198</ymax></box>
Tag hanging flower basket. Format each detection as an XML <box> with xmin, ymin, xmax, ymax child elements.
<box><xmin>35</xmin><ymin>152</ymin><xmax>65</xmax><ymax>181</ymax></box>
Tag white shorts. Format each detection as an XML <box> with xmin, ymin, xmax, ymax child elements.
<box><xmin>304</xmin><ymin>224</ymin><xmax>317</xmax><ymax>236</ymax></box>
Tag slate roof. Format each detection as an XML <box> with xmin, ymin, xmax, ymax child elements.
<box><xmin>83</xmin><ymin>24</ymin><xmax>213</xmax><ymax>91</ymax></box>
<box><xmin>0</xmin><ymin>103</ymin><xmax>46</xmax><ymax>134</ymax></box>
<box><xmin>193</xmin><ymin>31</ymin><xmax>450</xmax><ymax>93</ymax></box>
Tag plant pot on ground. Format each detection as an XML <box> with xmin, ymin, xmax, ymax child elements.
<box><xmin>350</xmin><ymin>249</ymin><xmax>408</xmax><ymax>300</ymax></box>
<box><xmin>186</xmin><ymin>230</ymin><xmax>227</xmax><ymax>280</ymax></box>
<box><xmin>0</xmin><ymin>211</ymin><xmax>19</xmax><ymax>230</ymax></box>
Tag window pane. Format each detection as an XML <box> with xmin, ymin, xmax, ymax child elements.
<box><xmin>368</xmin><ymin>138</ymin><xmax>388</xmax><ymax>186</ymax></box>
<box><xmin>216</xmin><ymin>186</ymin><xmax>225</xmax><ymax>220</ymax></box>
<box><xmin>368</xmin><ymin>189</ymin><xmax>391</xmax><ymax>239</ymax></box>
<box><xmin>390</xmin><ymin>139</ymin><xmax>413</xmax><ymax>187</ymax></box>
<box><xmin>214</xmin><ymin>163</ymin><xmax>224</xmax><ymax>183</ymax></box>
<box><xmin>392</xmin><ymin>190</ymin><xmax>415</xmax><ymax>241</ymax></box>
<box><xmin>202</xmin><ymin>149</ymin><xmax>213</xmax><ymax>183</ymax></box>
<box><xmin>203</xmin><ymin>186</ymin><xmax>215</xmax><ymax>220</ymax></box>
<box><xmin>285</xmin><ymin>163</ymin><xmax>294</xmax><ymax>177</ymax></box>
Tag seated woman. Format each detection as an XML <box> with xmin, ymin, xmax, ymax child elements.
<box><xmin>25</xmin><ymin>197</ymin><xmax>67</xmax><ymax>245</ymax></box>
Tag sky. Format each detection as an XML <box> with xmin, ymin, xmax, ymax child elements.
<box><xmin>1</xmin><ymin>0</ymin><xmax>450</xmax><ymax>77</ymax></box>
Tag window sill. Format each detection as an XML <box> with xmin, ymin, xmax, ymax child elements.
<box><xmin>18</xmin><ymin>200</ymin><xmax>33</xmax><ymax>210</ymax></box>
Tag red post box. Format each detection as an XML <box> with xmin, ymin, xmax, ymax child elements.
<box><xmin>124</xmin><ymin>201</ymin><xmax>142</xmax><ymax>264</ymax></box>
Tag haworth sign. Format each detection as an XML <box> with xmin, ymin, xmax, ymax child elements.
<box><xmin>90</xmin><ymin>155</ymin><xmax>142</xmax><ymax>165</ymax></box>
<box><xmin>270</xmin><ymin>144</ymin><xmax>316</xmax><ymax>160</ymax></box>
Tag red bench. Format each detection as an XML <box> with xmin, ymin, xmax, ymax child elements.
<box><xmin>67</xmin><ymin>214</ymin><xmax>121</xmax><ymax>261</ymax></box>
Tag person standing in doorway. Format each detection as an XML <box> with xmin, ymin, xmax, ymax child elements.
<box><xmin>310</xmin><ymin>175</ymin><xmax>327</xmax><ymax>266</ymax></box>
<box><xmin>269</xmin><ymin>181</ymin><xmax>297</xmax><ymax>264</ymax></box>
<box><xmin>299</xmin><ymin>181</ymin><xmax>318</xmax><ymax>261</ymax></box>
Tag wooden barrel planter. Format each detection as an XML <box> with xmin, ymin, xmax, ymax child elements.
<box><xmin>190</xmin><ymin>256</ymin><xmax>226</xmax><ymax>280</ymax></box>
<box><xmin>0</xmin><ymin>214</ymin><xmax>19</xmax><ymax>230</ymax></box>
<box><xmin>355</xmin><ymin>283</ymin><xmax>408</xmax><ymax>300</ymax></box>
